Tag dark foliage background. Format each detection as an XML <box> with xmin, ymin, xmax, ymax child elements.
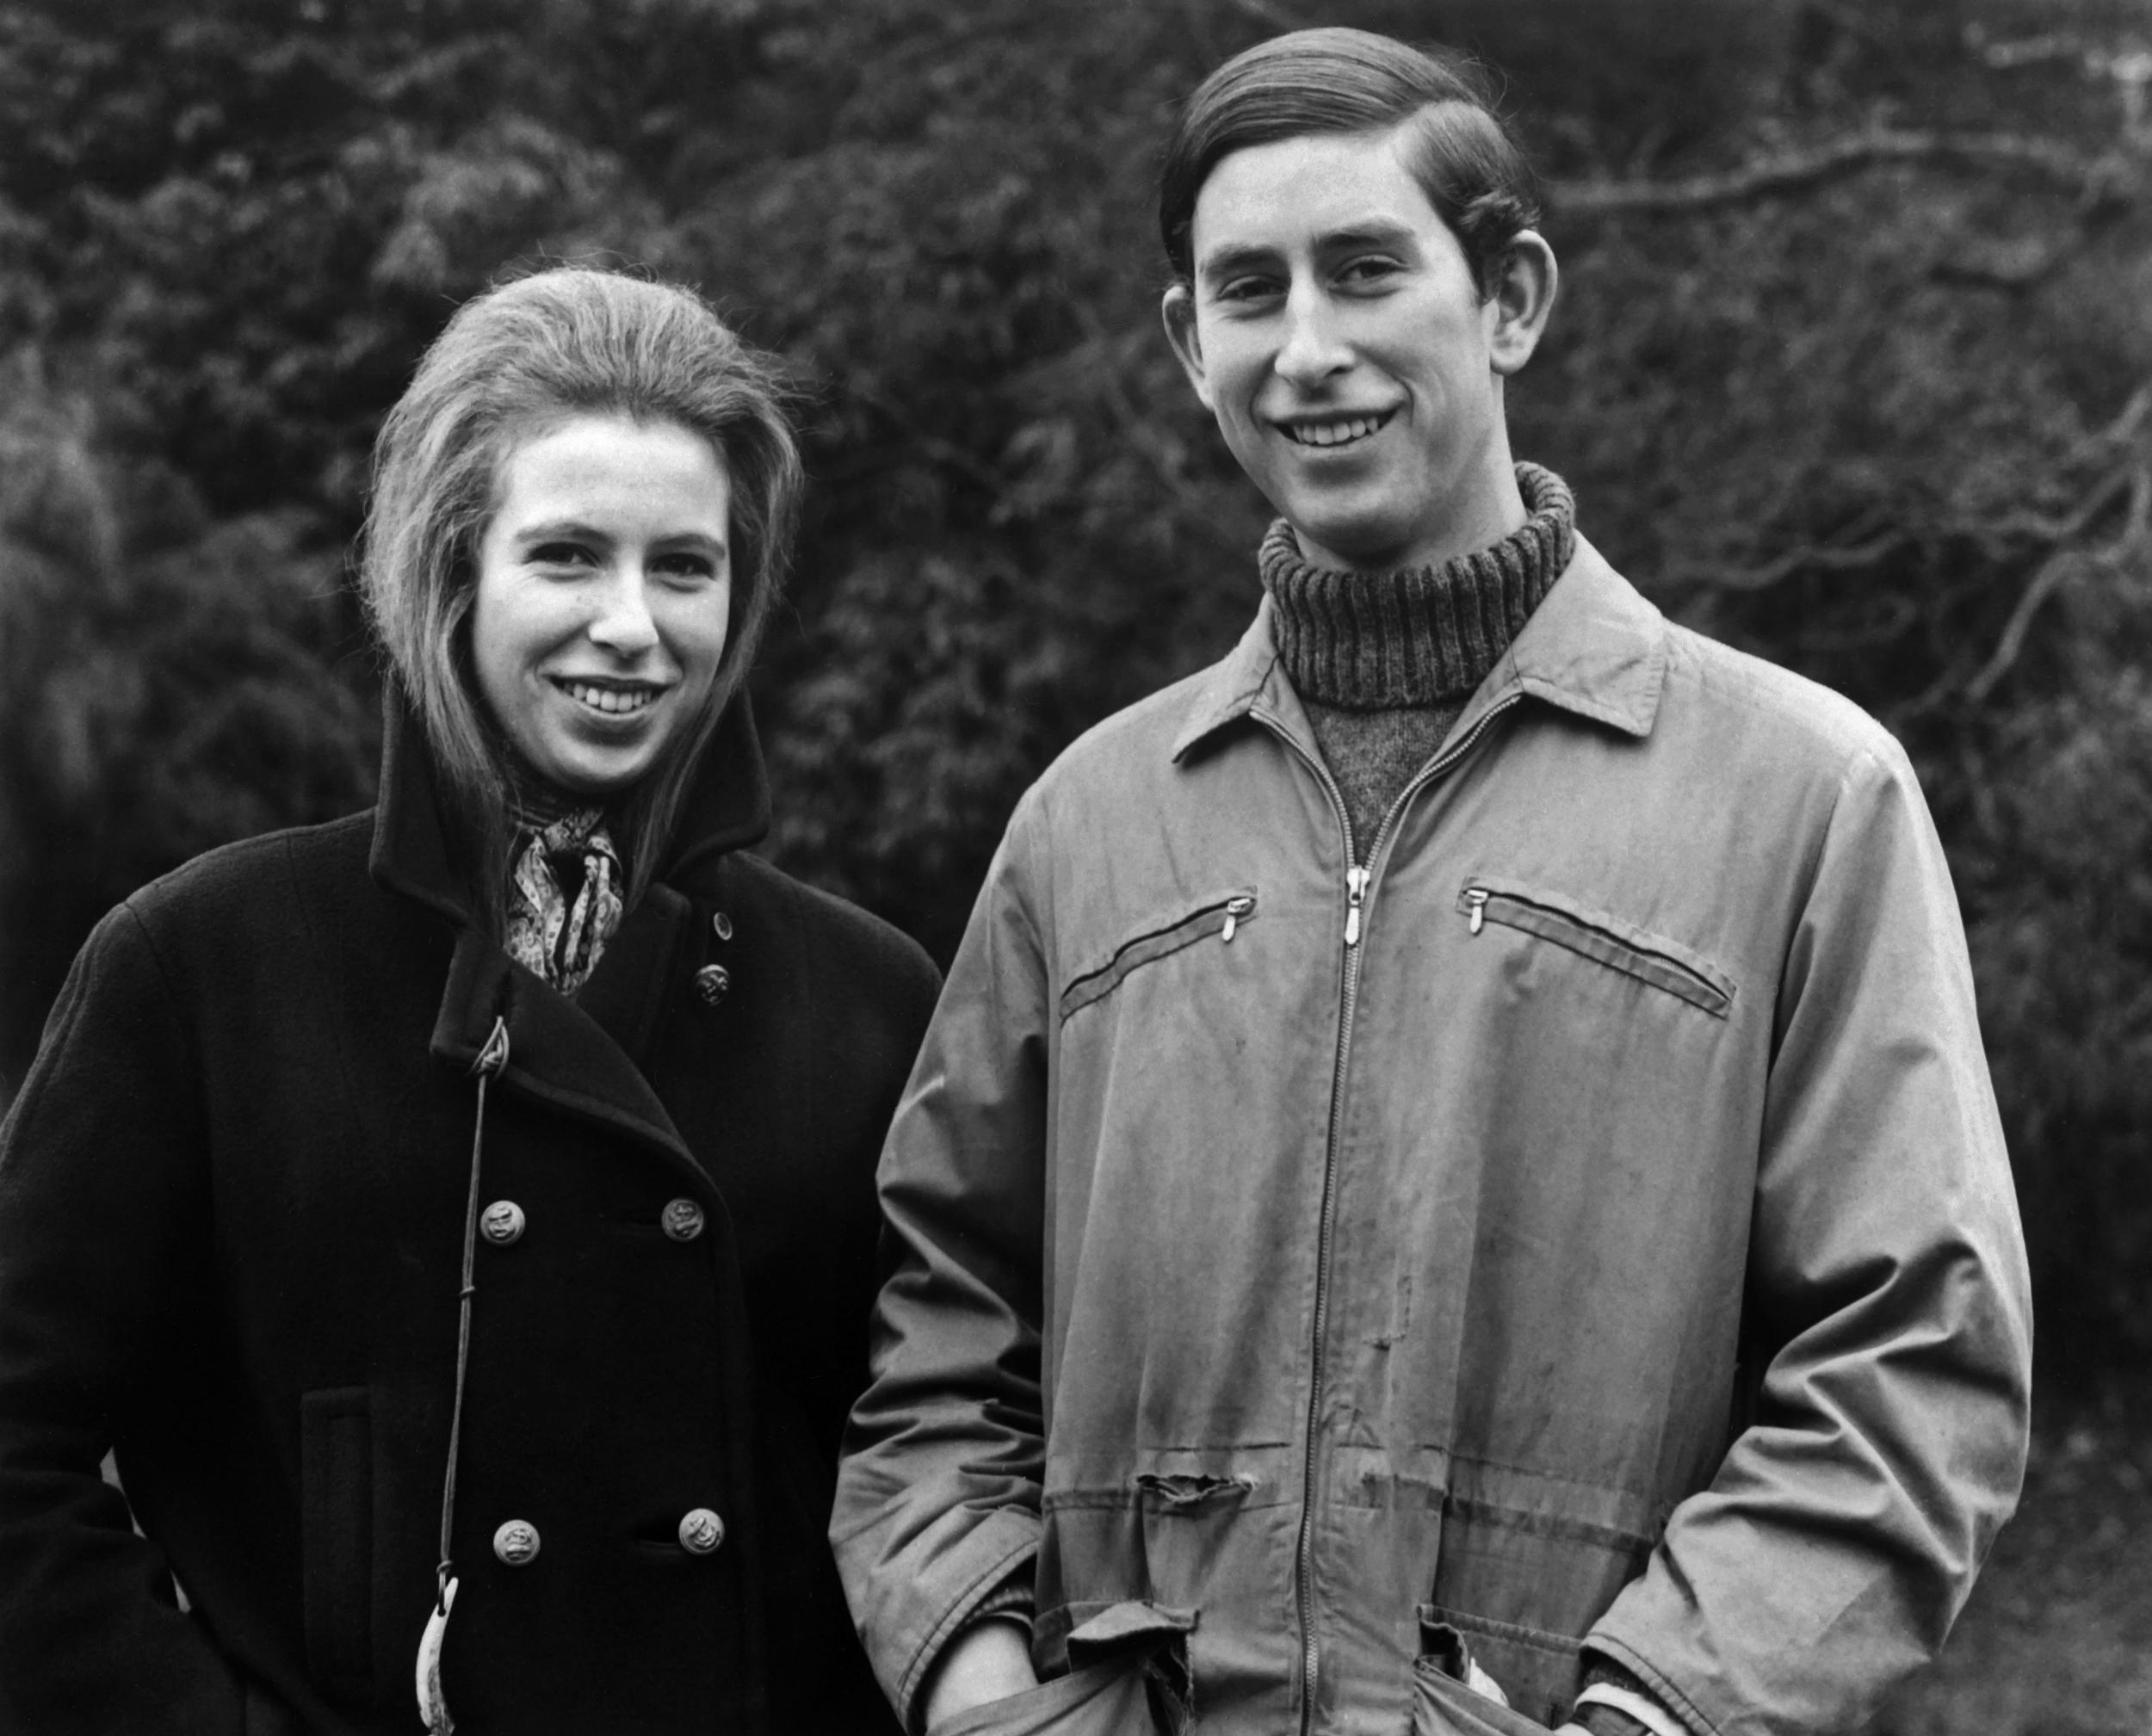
<box><xmin>2</xmin><ymin>0</ymin><xmax>2147</xmax><ymax>1392</ymax></box>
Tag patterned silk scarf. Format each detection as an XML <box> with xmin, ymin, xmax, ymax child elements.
<box><xmin>504</xmin><ymin>808</ymin><xmax>625</xmax><ymax>996</ymax></box>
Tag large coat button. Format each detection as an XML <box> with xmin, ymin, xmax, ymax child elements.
<box><xmin>479</xmin><ymin>1201</ymin><xmax>526</xmax><ymax>1245</ymax></box>
<box><xmin>677</xmin><ymin>1508</ymin><xmax>725</xmax><ymax>1555</ymax></box>
<box><xmin>693</xmin><ymin>964</ymin><xmax>729</xmax><ymax>1005</ymax></box>
<box><xmin>493</xmin><ymin>1520</ymin><xmax>541</xmax><ymax>1566</ymax></box>
<box><xmin>661</xmin><ymin>1198</ymin><xmax>705</xmax><ymax>1242</ymax></box>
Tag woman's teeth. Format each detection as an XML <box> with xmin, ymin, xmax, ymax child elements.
<box><xmin>1286</xmin><ymin>414</ymin><xmax>1388</xmax><ymax>447</ymax></box>
<box><xmin>560</xmin><ymin>681</ymin><xmax>657</xmax><ymax>714</ymax></box>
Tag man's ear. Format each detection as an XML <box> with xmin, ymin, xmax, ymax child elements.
<box><xmin>1160</xmin><ymin>283</ymin><xmax>1216</xmax><ymax>411</ymax></box>
<box><xmin>1485</xmin><ymin>231</ymin><xmax>1558</xmax><ymax>377</ymax></box>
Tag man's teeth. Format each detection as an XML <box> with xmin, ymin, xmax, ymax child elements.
<box><xmin>562</xmin><ymin>682</ymin><xmax>656</xmax><ymax>714</ymax></box>
<box><xmin>1286</xmin><ymin>415</ymin><xmax>1386</xmax><ymax>447</ymax></box>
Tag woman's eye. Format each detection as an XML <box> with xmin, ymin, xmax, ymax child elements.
<box><xmin>527</xmin><ymin>542</ymin><xmax>594</xmax><ymax>568</ymax></box>
<box><xmin>652</xmin><ymin>553</ymin><xmax>719</xmax><ymax>583</ymax></box>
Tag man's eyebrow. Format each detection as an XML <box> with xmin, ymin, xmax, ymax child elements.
<box><xmin>1317</xmin><ymin>219</ymin><xmax>1420</xmax><ymax>252</ymax></box>
<box><xmin>1197</xmin><ymin>219</ymin><xmax>1425</xmax><ymax>284</ymax></box>
<box><xmin>1196</xmin><ymin>243</ymin><xmax>1280</xmax><ymax>285</ymax></box>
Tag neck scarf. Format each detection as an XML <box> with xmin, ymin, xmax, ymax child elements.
<box><xmin>504</xmin><ymin>807</ymin><xmax>624</xmax><ymax>996</ymax></box>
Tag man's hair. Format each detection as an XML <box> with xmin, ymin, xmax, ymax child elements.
<box><xmin>1159</xmin><ymin>27</ymin><xmax>1542</xmax><ymax>297</ymax></box>
<box><xmin>358</xmin><ymin>264</ymin><xmax>802</xmax><ymax>925</ymax></box>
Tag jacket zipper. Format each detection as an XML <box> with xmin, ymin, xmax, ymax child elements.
<box><xmin>1222</xmin><ymin>894</ymin><xmax>1255</xmax><ymax>943</ymax></box>
<box><xmin>1259</xmin><ymin>693</ymin><xmax>1520</xmax><ymax>1736</ymax></box>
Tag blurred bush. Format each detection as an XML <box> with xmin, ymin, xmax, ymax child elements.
<box><xmin>0</xmin><ymin>0</ymin><xmax>2146</xmax><ymax>1380</ymax></box>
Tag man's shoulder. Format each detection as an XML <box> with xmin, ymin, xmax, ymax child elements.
<box><xmin>1656</xmin><ymin>616</ymin><xmax>1908</xmax><ymax>782</ymax></box>
<box><xmin>1028</xmin><ymin>660</ymin><xmax>1228</xmax><ymax>800</ymax></box>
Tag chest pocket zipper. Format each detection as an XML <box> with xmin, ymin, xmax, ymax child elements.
<box><xmin>1058</xmin><ymin>891</ymin><xmax>1259</xmax><ymax>1022</ymax></box>
<box><xmin>1458</xmin><ymin>882</ymin><xmax>1735</xmax><ymax>1018</ymax></box>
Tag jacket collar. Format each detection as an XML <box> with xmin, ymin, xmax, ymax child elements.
<box><xmin>368</xmin><ymin>684</ymin><xmax>772</xmax><ymax>923</ymax></box>
<box><xmin>1171</xmin><ymin>530</ymin><xmax>1667</xmax><ymax>762</ymax></box>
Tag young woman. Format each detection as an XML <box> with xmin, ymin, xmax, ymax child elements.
<box><xmin>0</xmin><ymin>267</ymin><xmax>935</xmax><ymax>1734</ymax></box>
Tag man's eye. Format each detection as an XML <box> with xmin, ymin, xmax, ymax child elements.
<box><xmin>1337</xmin><ymin>257</ymin><xmax>1401</xmax><ymax>287</ymax></box>
<box><xmin>1215</xmin><ymin>276</ymin><xmax>1280</xmax><ymax>304</ymax></box>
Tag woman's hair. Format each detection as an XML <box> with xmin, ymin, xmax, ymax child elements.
<box><xmin>1158</xmin><ymin>27</ymin><xmax>1542</xmax><ymax>298</ymax></box>
<box><xmin>358</xmin><ymin>265</ymin><xmax>802</xmax><ymax>925</ymax></box>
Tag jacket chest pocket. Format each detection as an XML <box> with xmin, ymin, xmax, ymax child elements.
<box><xmin>1057</xmin><ymin>890</ymin><xmax>1258</xmax><ymax>1023</ymax></box>
<box><xmin>1456</xmin><ymin>877</ymin><xmax>1735</xmax><ymax>1018</ymax></box>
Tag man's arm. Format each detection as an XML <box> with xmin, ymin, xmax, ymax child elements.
<box><xmin>1586</xmin><ymin>740</ymin><xmax>2033</xmax><ymax>1736</ymax></box>
<box><xmin>832</xmin><ymin>792</ymin><xmax>1057</xmax><ymax>1732</ymax></box>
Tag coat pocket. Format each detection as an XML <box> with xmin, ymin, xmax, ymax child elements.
<box><xmin>1411</xmin><ymin>1646</ymin><xmax>1553</xmax><ymax>1736</ymax></box>
<box><xmin>1456</xmin><ymin>878</ymin><xmax>1735</xmax><ymax>1018</ymax></box>
<box><xmin>1414</xmin><ymin>1604</ymin><xmax>1581</xmax><ymax>1731</ymax></box>
<box><xmin>1057</xmin><ymin>891</ymin><xmax>1258</xmax><ymax>1022</ymax></box>
<box><xmin>928</xmin><ymin>1603</ymin><xmax>1195</xmax><ymax>1736</ymax></box>
<box><xmin>299</xmin><ymin>1386</ymin><xmax>374</xmax><ymax>1690</ymax></box>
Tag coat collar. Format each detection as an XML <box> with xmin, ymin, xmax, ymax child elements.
<box><xmin>368</xmin><ymin>684</ymin><xmax>772</xmax><ymax>924</ymax></box>
<box><xmin>1171</xmin><ymin>530</ymin><xmax>1667</xmax><ymax>762</ymax></box>
<box><xmin>368</xmin><ymin>685</ymin><xmax>770</xmax><ymax>1195</ymax></box>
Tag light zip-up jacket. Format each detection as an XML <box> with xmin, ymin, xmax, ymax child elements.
<box><xmin>833</xmin><ymin>538</ymin><xmax>2031</xmax><ymax>1736</ymax></box>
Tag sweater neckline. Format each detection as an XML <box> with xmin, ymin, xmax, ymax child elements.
<box><xmin>1258</xmin><ymin>462</ymin><xmax>1576</xmax><ymax>711</ymax></box>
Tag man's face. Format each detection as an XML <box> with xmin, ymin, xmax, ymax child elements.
<box><xmin>1164</xmin><ymin>125</ymin><xmax>1551</xmax><ymax>572</ymax></box>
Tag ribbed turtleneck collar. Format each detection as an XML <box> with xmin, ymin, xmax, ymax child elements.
<box><xmin>1258</xmin><ymin>462</ymin><xmax>1576</xmax><ymax>711</ymax></box>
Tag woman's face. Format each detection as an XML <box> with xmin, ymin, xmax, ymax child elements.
<box><xmin>470</xmin><ymin>413</ymin><xmax>733</xmax><ymax>797</ymax></box>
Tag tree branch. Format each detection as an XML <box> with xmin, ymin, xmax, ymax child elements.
<box><xmin>1549</xmin><ymin>128</ymin><xmax>2106</xmax><ymax>217</ymax></box>
<box><xmin>1963</xmin><ymin>462</ymin><xmax>2140</xmax><ymax>706</ymax></box>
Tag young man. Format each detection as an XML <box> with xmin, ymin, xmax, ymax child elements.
<box><xmin>834</xmin><ymin>28</ymin><xmax>2031</xmax><ymax>1736</ymax></box>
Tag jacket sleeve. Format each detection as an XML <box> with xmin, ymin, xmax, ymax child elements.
<box><xmin>832</xmin><ymin>791</ymin><xmax>1054</xmax><ymax>1732</ymax></box>
<box><xmin>1586</xmin><ymin>740</ymin><xmax>2033</xmax><ymax>1736</ymax></box>
<box><xmin>0</xmin><ymin>905</ymin><xmax>246</xmax><ymax>1733</ymax></box>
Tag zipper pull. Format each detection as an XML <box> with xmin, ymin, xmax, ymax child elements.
<box><xmin>1221</xmin><ymin>895</ymin><xmax>1254</xmax><ymax>943</ymax></box>
<box><xmin>1464</xmin><ymin>888</ymin><xmax>1488</xmax><ymax>935</ymax></box>
<box><xmin>1345</xmin><ymin>866</ymin><xmax>1370</xmax><ymax>947</ymax></box>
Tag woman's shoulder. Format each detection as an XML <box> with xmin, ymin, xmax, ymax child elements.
<box><xmin>693</xmin><ymin>851</ymin><xmax>941</xmax><ymax>1012</ymax></box>
<box><xmin>118</xmin><ymin>810</ymin><xmax>379</xmax><ymax>955</ymax></box>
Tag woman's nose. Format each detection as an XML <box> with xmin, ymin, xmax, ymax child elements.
<box><xmin>584</xmin><ymin>568</ymin><xmax>661</xmax><ymax>658</ymax></box>
<box><xmin>1273</xmin><ymin>284</ymin><xmax>1351</xmax><ymax>387</ymax></box>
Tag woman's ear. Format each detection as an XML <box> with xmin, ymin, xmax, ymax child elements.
<box><xmin>1160</xmin><ymin>283</ymin><xmax>1216</xmax><ymax>411</ymax></box>
<box><xmin>1485</xmin><ymin>231</ymin><xmax>1558</xmax><ymax>377</ymax></box>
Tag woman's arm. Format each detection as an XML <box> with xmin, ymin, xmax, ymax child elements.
<box><xmin>0</xmin><ymin>905</ymin><xmax>247</xmax><ymax>1733</ymax></box>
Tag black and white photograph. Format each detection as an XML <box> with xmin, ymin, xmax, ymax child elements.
<box><xmin>0</xmin><ymin>3</ymin><xmax>2143</xmax><ymax>1733</ymax></box>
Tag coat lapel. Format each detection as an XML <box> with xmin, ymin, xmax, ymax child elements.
<box><xmin>372</xmin><ymin>687</ymin><xmax>766</xmax><ymax>1195</ymax></box>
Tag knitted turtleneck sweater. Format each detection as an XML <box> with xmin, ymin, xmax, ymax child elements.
<box><xmin>1258</xmin><ymin>462</ymin><xmax>1575</xmax><ymax>862</ymax></box>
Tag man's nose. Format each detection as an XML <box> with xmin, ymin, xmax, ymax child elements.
<box><xmin>1273</xmin><ymin>283</ymin><xmax>1351</xmax><ymax>387</ymax></box>
<box><xmin>584</xmin><ymin>567</ymin><xmax>661</xmax><ymax>657</ymax></box>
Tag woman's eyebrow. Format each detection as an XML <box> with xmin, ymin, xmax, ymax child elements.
<box><xmin>511</xmin><ymin>518</ymin><xmax>611</xmax><ymax>545</ymax></box>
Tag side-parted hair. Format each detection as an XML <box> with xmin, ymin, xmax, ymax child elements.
<box><xmin>1159</xmin><ymin>27</ymin><xmax>1542</xmax><ymax>298</ymax></box>
<box><xmin>358</xmin><ymin>265</ymin><xmax>802</xmax><ymax>929</ymax></box>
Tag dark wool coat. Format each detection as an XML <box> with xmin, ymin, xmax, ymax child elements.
<box><xmin>0</xmin><ymin>697</ymin><xmax>940</xmax><ymax>1735</ymax></box>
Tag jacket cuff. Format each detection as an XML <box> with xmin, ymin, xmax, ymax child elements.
<box><xmin>878</xmin><ymin>1511</ymin><xmax>1041</xmax><ymax>1735</ymax></box>
<box><xmin>960</xmin><ymin>1568</ymin><xmax>1036</xmax><ymax>1632</ymax></box>
<box><xmin>1576</xmin><ymin>1673</ymin><xmax>1691</xmax><ymax>1736</ymax></box>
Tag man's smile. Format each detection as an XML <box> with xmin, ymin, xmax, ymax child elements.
<box><xmin>1276</xmin><ymin>409</ymin><xmax>1398</xmax><ymax>448</ymax></box>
